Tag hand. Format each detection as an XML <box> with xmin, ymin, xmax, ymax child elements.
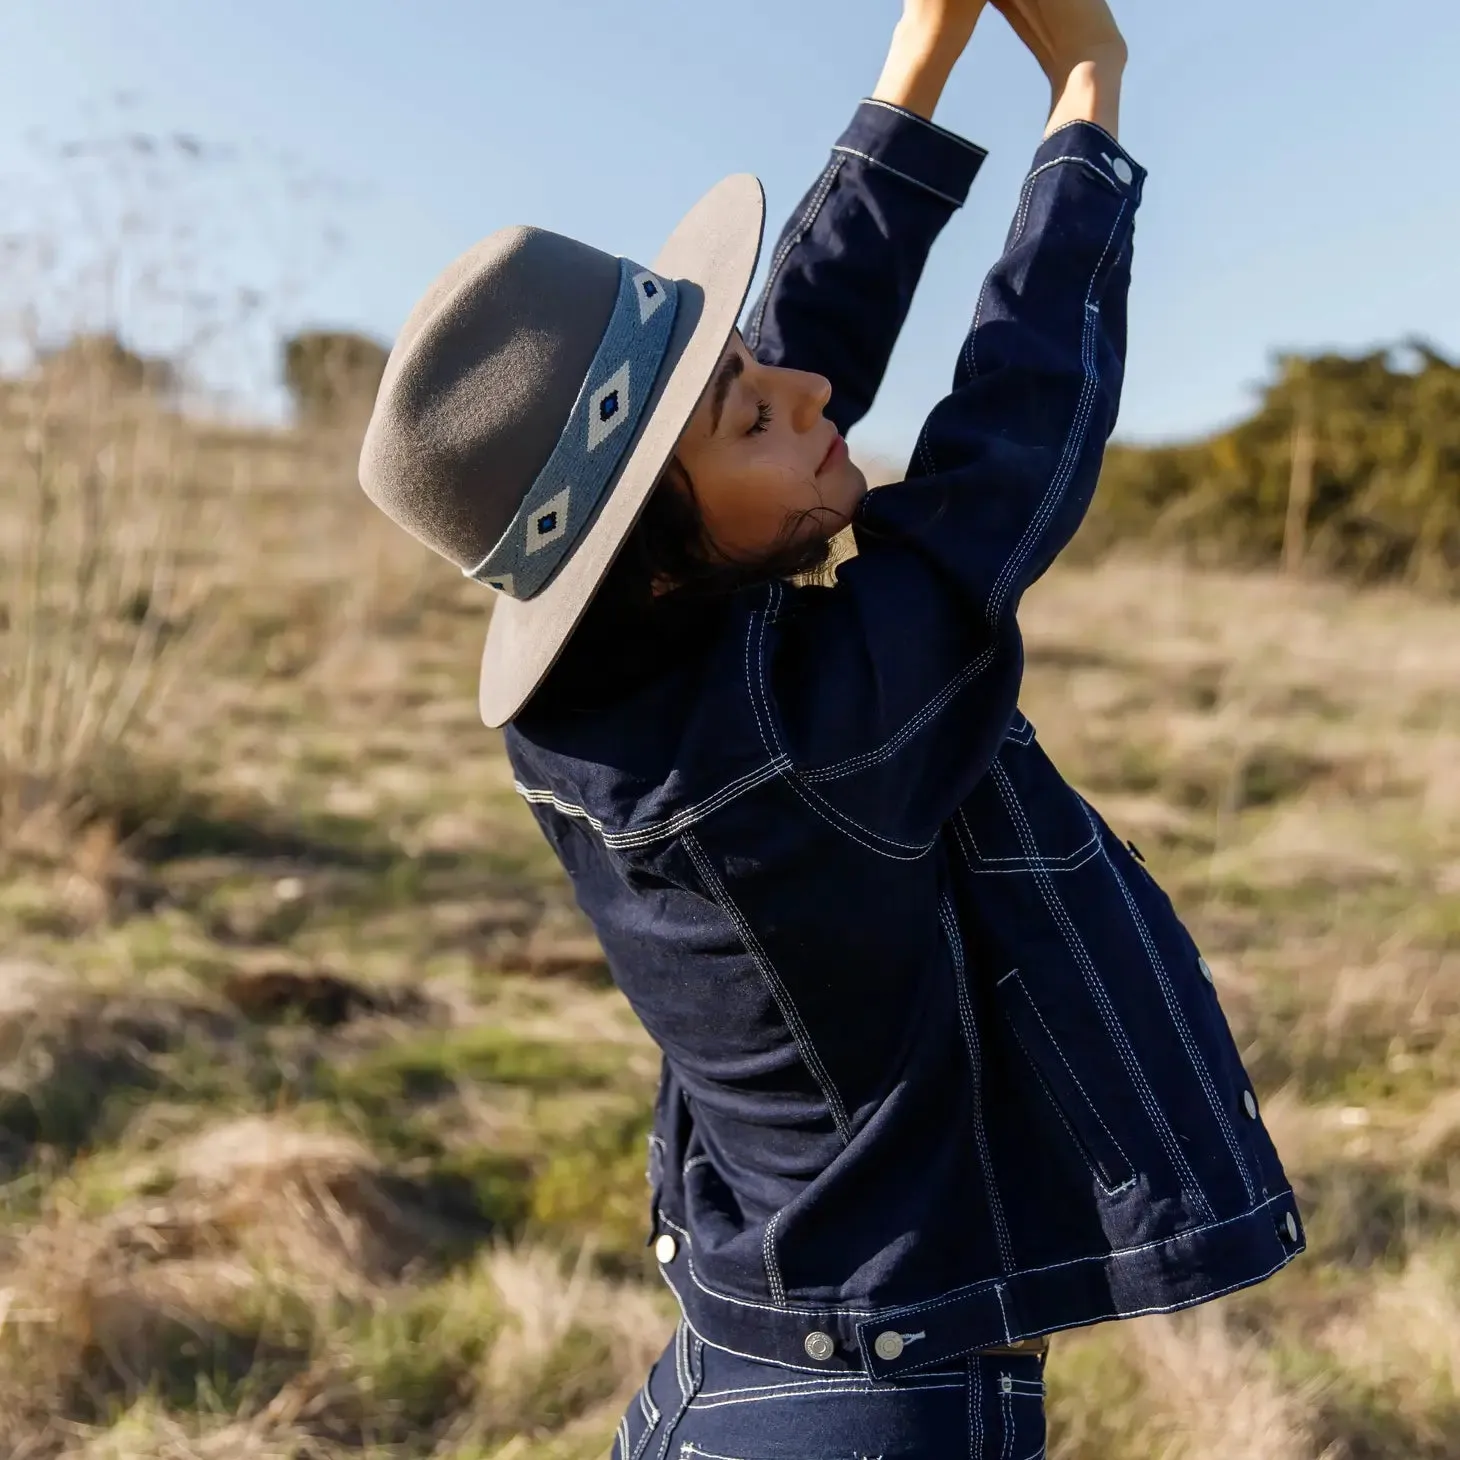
<box><xmin>991</xmin><ymin>0</ymin><xmax>1126</xmax><ymax>91</ymax></box>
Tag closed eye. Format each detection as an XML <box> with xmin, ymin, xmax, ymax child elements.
<box><xmin>747</xmin><ymin>400</ymin><xmax>773</xmax><ymax>436</ymax></box>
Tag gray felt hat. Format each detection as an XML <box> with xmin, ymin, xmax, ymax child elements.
<box><xmin>358</xmin><ymin>174</ymin><xmax>766</xmax><ymax>728</ymax></box>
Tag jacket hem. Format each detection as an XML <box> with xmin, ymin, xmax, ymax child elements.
<box><xmin>655</xmin><ymin>1189</ymin><xmax>1304</xmax><ymax>1378</ymax></box>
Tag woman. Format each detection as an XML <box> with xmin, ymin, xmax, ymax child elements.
<box><xmin>359</xmin><ymin>1</ymin><xmax>1304</xmax><ymax>1453</ymax></box>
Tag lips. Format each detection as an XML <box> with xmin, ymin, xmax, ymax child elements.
<box><xmin>817</xmin><ymin>433</ymin><xmax>846</xmax><ymax>474</ymax></box>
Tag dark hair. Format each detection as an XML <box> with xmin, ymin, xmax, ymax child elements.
<box><xmin>531</xmin><ymin>457</ymin><xmax>836</xmax><ymax>713</ymax></box>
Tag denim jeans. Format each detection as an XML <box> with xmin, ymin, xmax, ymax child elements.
<box><xmin>613</xmin><ymin>1321</ymin><xmax>1047</xmax><ymax>1460</ymax></box>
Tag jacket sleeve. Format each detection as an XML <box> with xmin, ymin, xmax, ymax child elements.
<box><xmin>748</xmin><ymin>121</ymin><xmax>1145</xmax><ymax>850</ymax></box>
<box><xmin>743</xmin><ymin>99</ymin><xmax>987</xmax><ymax>434</ymax></box>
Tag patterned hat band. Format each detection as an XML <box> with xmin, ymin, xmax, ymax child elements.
<box><xmin>464</xmin><ymin>258</ymin><xmax>680</xmax><ymax>599</ymax></box>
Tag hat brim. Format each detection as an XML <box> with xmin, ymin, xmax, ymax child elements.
<box><xmin>477</xmin><ymin>172</ymin><xmax>766</xmax><ymax>728</ymax></box>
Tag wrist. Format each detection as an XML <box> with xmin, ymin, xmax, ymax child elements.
<box><xmin>1044</xmin><ymin>53</ymin><xmax>1125</xmax><ymax>140</ymax></box>
<box><xmin>872</xmin><ymin>20</ymin><xmax>961</xmax><ymax>121</ymax></box>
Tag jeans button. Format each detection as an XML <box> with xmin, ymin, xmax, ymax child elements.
<box><xmin>804</xmin><ymin>1331</ymin><xmax>835</xmax><ymax>1362</ymax></box>
<box><xmin>1242</xmin><ymin>1089</ymin><xmax>1258</xmax><ymax>1120</ymax></box>
<box><xmin>1284</xmin><ymin>1211</ymin><xmax>1299</xmax><ymax>1243</ymax></box>
<box><xmin>1198</xmin><ymin>956</ymin><xmax>1214</xmax><ymax>984</ymax></box>
<box><xmin>654</xmin><ymin>1234</ymin><xmax>677</xmax><ymax>1264</ymax></box>
<box><xmin>873</xmin><ymin>1331</ymin><xmax>904</xmax><ymax>1361</ymax></box>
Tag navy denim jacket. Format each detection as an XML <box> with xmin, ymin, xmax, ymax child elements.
<box><xmin>507</xmin><ymin>101</ymin><xmax>1303</xmax><ymax>1378</ymax></box>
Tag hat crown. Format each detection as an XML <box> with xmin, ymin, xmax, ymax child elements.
<box><xmin>359</xmin><ymin>226</ymin><xmax>622</xmax><ymax>571</ymax></box>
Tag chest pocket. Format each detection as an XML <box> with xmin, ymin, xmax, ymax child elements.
<box><xmin>952</xmin><ymin>712</ymin><xmax>1100</xmax><ymax>875</ymax></box>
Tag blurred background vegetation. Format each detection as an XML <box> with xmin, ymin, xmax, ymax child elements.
<box><xmin>1081</xmin><ymin>339</ymin><xmax>1460</xmax><ymax>591</ymax></box>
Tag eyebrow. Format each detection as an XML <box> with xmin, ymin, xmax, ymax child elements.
<box><xmin>708</xmin><ymin>351</ymin><xmax>745</xmax><ymax>435</ymax></box>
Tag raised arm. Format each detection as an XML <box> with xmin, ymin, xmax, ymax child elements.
<box><xmin>742</xmin><ymin>3</ymin><xmax>990</xmax><ymax>434</ymax></box>
<box><xmin>751</xmin><ymin>2</ymin><xmax>1136</xmax><ymax>844</ymax></box>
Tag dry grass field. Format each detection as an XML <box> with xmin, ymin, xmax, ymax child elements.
<box><xmin>1</xmin><ymin>379</ymin><xmax>1458</xmax><ymax>1459</ymax></box>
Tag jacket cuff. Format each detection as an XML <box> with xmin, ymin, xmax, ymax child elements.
<box><xmin>1030</xmin><ymin>120</ymin><xmax>1146</xmax><ymax>206</ymax></box>
<box><xmin>833</xmin><ymin>99</ymin><xmax>988</xmax><ymax>209</ymax></box>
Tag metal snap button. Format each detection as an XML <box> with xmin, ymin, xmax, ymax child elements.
<box><xmin>1000</xmin><ymin>1374</ymin><xmax>1014</xmax><ymax>1394</ymax></box>
<box><xmin>804</xmin><ymin>1330</ymin><xmax>835</xmax><ymax>1362</ymax></box>
<box><xmin>1242</xmin><ymin>1089</ymin><xmax>1258</xmax><ymax>1120</ymax></box>
<box><xmin>1285</xmin><ymin>1211</ymin><xmax>1299</xmax><ymax>1243</ymax></box>
<box><xmin>1112</xmin><ymin>156</ymin><xmax>1134</xmax><ymax>185</ymax></box>
<box><xmin>873</xmin><ymin>1331</ymin><xmax>904</xmax><ymax>1361</ymax></box>
<box><xmin>653</xmin><ymin>1234</ymin><xmax>677</xmax><ymax>1264</ymax></box>
<box><xmin>1198</xmin><ymin>956</ymin><xmax>1214</xmax><ymax>984</ymax></box>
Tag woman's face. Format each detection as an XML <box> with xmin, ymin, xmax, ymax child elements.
<box><xmin>671</xmin><ymin>331</ymin><xmax>868</xmax><ymax>564</ymax></box>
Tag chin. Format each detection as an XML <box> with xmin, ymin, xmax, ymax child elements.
<box><xmin>832</xmin><ymin>458</ymin><xmax>869</xmax><ymax>518</ymax></box>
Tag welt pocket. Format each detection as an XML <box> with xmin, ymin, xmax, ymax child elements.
<box><xmin>998</xmin><ymin>970</ymin><xmax>1135</xmax><ymax>1194</ymax></box>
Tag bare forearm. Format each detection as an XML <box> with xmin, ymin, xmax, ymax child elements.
<box><xmin>871</xmin><ymin>20</ymin><xmax>967</xmax><ymax>121</ymax></box>
<box><xmin>1044</xmin><ymin>50</ymin><xmax>1125</xmax><ymax>138</ymax></box>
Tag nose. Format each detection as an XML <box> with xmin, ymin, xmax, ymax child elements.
<box><xmin>781</xmin><ymin>367</ymin><xmax>833</xmax><ymax>432</ymax></box>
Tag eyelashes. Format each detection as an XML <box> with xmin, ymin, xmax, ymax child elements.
<box><xmin>747</xmin><ymin>400</ymin><xmax>773</xmax><ymax>436</ymax></box>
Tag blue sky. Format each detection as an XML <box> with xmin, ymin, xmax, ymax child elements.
<box><xmin>3</xmin><ymin>0</ymin><xmax>1455</xmax><ymax>455</ymax></box>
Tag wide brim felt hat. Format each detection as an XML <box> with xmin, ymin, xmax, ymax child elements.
<box><xmin>358</xmin><ymin>173</ymin><xmax>766</xmax><ymax>729</ymax></box>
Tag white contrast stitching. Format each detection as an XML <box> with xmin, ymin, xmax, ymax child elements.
<box><xmin>860</xmin><ymin>97</ymin><xmax>991</xmax><ymax>155</ymax></box>
<box><xmin>940</xmin><ymin>896</ymin><xmax>1014</xmax><ymax>1273</ymax></box>
<box><xmin>691</xmin><ymin>1382</ymin><xmax>964</xmax><ymax>1410</ymax></box>
<box><xmin>798</xmin><ymin>642</ymin><xmax>998</xmax><ymax>785</ymax></box>
<box><xmin>658</xmin><ymin>1322</ymin><xmax>697</xmax><ymax>1460</ymax></box>
<box><xmin>696</xmin><ymin>1373</ymin><xmax>964</xmax><ymax>1401</ymax></box>
<box><xmin>1005</xmin><ymin>712</ymin><xmax>1035</xmax><ymax>746</ymax></box>
<box><xmin>954</xmin><ymin>803</ymin><xmax>1101</xmax><ymax>874</ymax></box>
<box><xmin>629</xmin><ymin>1379</ymin><xmax>662</xmax><ymax>1460</ymax></box>
<box><xmin>807</xmin><ymin>187</ymin><xmax>1131</xmax><ymax>795</ymax></box>
<box><xmin>763</xmin><ymin>1208</ymin><xmax>786</xmax><ymax>1307</ymax></box>
<box><xmin>1097</xmin><ymin>834</ymin><xmax>1257</xmax><ymax>1204</ymax></box>
<box><xmin>1011</xmin><ymin>155</ymin><xmax>1123</xmax><ymax>243</ymax></box>
<box><xmin>830</xmin><ymin>144</ymin><xmax>966</xmax><ymax>207</ymax></box>
<box><xmin>805</xmin><ymin>202</ymin><xmax>1126</xmax><ymax>789</ymax></box>
<box><xmin>886</xmin><ymin>1248</ymin><xmax>1298</xmax><ymax>1376</ymax></box>
<box><xmin>987</xmin><ymin>201</ymin><xmax>1127</xmax><ymax>625</ymax></box>
<box><xmin>746</xmin><ymin>584</ymin><xmax>937</xmax><ymax>861</ymax></box>
<box><xmin>1045</xmin><ymin>116</ymin><xmax>1125</xmax><ymax>150</ymax></box>
<box><xmin>862</xmin><ymin>1187</ymin><xmax>1295</xmax><ymax>1323</ymax></box>
<box><xmin>513</xmin><ymin>755</ymin><xmax>787</xmax><ymax>849</ymax></box>
<box><xmin>1001</xmin><ymin>968</ymin><xmax>1135</xmax><ymax>1187</ymax></box>
<box><xmin>1004</xmin><ymin>1017</ymin><xmax>1134</xmax><ymax>1197</ymax></box>
<box><xmin>746</xmin><ymin>159</ymin><xmax>844</xmax><ymax>352</ymax></box>
<box><xmin>988</xmin><ymin>761</ymin><xmax>1214</xmax><ymax>1221</ymax></box>
<box><xmin>682</xmin><ymin>830</ymin><xmax>854</xmax><ymax>1144</ymax></box>
<box><xmin>962</xmin><ymin>162</ymin><xmax>1046</xmax><ymax>384</ymax></box>
<box><xmin>992</xmin><ymin>1283</ymin><xmax>1012</xmax><ymax>1343</ymax></box>
<box><xmin>656</xmin><ymin>1189</ymin><xmax>1297</xmax><ymax>1326</ymax></box>
<box><xmin>968</xmin><ymin>1354</ymin><xmax>983</xmax><ymax>1460</ymax></box>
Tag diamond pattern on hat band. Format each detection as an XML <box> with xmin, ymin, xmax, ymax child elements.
<box><xmin>586</xmin><ymin>361</ymin><xmax>631</xmax><ymax>454</ymax></box>
<box><xmin>463</xmin><ymin>257</ymin><xmax>679</xmax><ymax>599</ymax></box>
<box><xmin>525</xmin><ymin>486</ymin><xmax>571</xmax><ymax>555</ymax></box>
